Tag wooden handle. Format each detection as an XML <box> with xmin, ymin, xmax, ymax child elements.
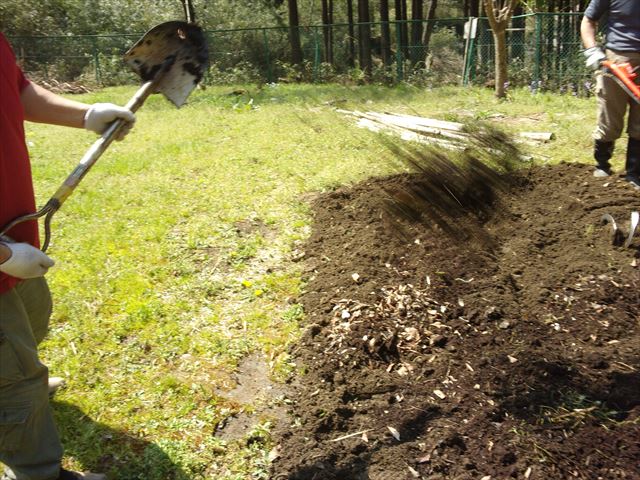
<box><xmin>50</xmin><ymin>80</ymin><xmax>158</xmax><ymax>203</ymax></box>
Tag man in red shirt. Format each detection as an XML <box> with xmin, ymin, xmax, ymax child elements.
<box><xmin>0</xmin><ymin>33</ymin><xmax>134</xmax><ymax>480</ymax></box>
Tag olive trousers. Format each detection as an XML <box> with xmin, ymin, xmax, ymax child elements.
<box><xmin>593</xmin><ymin>49</ymin><xmax>640</xmax><ymax>142</ymax></box>
<box><xmin>0</xmin><ymin>278</ymin><xmax>62</xmax><ymax>480</ymax></box>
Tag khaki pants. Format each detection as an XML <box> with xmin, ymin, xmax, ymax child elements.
<box><xmin>0</xmin><ymin>278</ymin><xmax>62</xmax><ymax>480</ymax></box>
<box><xmin>593</xmin><ymin>50</ymin><xmax>640</xmax><ymax>142</ymax></box>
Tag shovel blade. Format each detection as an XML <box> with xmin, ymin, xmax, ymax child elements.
<box><xmin>124</xmin><ymin>21</ymin><xmax>208</xmax><ymax>107</ymax></box>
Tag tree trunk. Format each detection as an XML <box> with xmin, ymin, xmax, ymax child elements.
<box><xmin>358</xmin><ymin>0</ymin><xmax>373</xmax><ymax>77</ymax></box>
<box><xmin>470</xmin><ymin>0</ymin><xmax>480</xmax><ymax>17</ymax></box>
<box><xmin>321</xmin><ymin>0</ymin><xmax>334</xmax><ymax>63</ymax></box>
<box><xmin>410</xmin><ymin>0</ymin><xmax>424</xmax><ymax>65</ymax></box>
<box><xmin>395</xmin><ymin>0</ymin><xmax>409</xmax><ymax>58</ymax></box>
<box><xmin>422</xmin><ymin>0</ymin><xmax>438</xmax><ymax>57</ymax></box>
<box><xmin>347</xmin><ymin>0</ymin><xmax>356</xmax><ymax>67</ymax></box>
<box><xmin>288</xmin><ymin>0</ymin><xmax>303</xmax><ymax>64</ymax></box>
<box><xmin>483</xmin><ymin>0</ymin><xmax>519</xmax><ymax>98</ymax></box>
<box><xmin>329</xmin><ymin>0</ymin><xmax>334</xmax><ymax>62</ymax></box>
<box><xmin>492</xmin><ymin>25</ymin><xmax>508</xmax><ymax>97</ymax></box>
<box><xmin>380</xmin><ymin>0</ymin><xmax>392</xmax><ymax>65</ymax></box>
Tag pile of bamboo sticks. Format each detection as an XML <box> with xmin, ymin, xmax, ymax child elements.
<box><xmin>337</xmin><ymin>110</ymin><xmax>554</xmax><ymax>150</ymax></box>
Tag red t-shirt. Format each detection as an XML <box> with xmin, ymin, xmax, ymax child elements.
<box><xmin>0</xmin><ymin>32</ymin><xmax>38</xmax><ymax>294</ymax></box>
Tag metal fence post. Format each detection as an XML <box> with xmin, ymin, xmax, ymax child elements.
<box><xmin>462</xmin><ymin>17</ymin><xmax>478</xmax><ymax>86</ymax></box>
<box><xmin>534</xmin><ymin>13</ymin><xmax>542</xmax><ymax>87</ymax></box>
<box><xmin>262</xmin><ymin>28</ymin><xmax>273</xmax><ymax>83</ymax></box>
<box><xmin>313</xmin><ymin>26</ymin><xmax>321</xmax><ymax>82</ymax></box>
<box><xmin>395</xmin><ymin>22</ymin><xmax>403</xmax><ymax>82</ymax></box>
<box><xmin>91</xmin><ymin>36</ymin><xmax>101</xmax><ymax>84</ymax></box>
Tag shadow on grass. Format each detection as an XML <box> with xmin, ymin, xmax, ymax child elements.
<box><xmin>52</xmin><ymin>401</ymin><xmax>189</xmax><ymax>480</ymax></box>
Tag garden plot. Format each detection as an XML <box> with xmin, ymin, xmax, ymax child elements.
<box><xmin>270</xmin><ymin>161</ymin><xmax>639</xmax><ymax>480</ymax></box>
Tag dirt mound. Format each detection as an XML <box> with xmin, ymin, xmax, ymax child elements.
<box><xmin>270</xmin><ymin>162</ymin><xmax>640</xmax><ymax>480</ymax></box>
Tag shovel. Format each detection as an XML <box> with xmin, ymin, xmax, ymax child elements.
<box><xmin>601</xmin><ymin>211</ymin><xmax>639</xmax><ymax>248</ymax></box>
<box><xmin>0</xmin><ymin>21</ymin><xmax>208</xmax><ymax>252</ymax></box>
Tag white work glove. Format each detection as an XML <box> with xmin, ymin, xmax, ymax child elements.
<box><xmin>583</xmin><ymin>46</ymin><xmax>606</xmax><ymax>70</ymax></box>
<box><xmin>0</xmin><ymin>242</ymin><xmax>55</xmax><ymax>279</ymax></box>
<box><xmin>84</xmin><ymin>103</ymin><xmax>136</xmax><ymax>141</ymax></box>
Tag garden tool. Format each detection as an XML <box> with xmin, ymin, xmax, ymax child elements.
<box><xmin>0</xmin><ymin>21</ymin><xmax>208</xmax><ymax>251</ymax></box>
<box><xmin>601</xmin><ymin>211</ymin><xmax>639</xmax><ymax>248</ymax></box>
<box><xmin>602</xmin><ymin>60</ymin><xmax>640</xmax><ymax>105</ymax></box>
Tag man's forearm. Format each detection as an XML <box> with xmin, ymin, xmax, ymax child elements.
<box><xmin>20</xmin><ymin>82</ymin><xmax>90</xmax><ymax>128</ymax></box>
<box><xmin>580</xmin><ymin>16</ymin><xmax>598</xmax><ymax>49</ymax></box>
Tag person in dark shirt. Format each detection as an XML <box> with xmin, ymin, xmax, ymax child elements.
<box><xmin>581</xmin><ymin>0</ymin><xmax>640</xmax><ymax>189</ymax></box>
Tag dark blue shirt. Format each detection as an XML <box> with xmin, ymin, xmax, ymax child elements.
<box><xmin>585</xmin><ymin>0</ymin><xmax>640</xmax><ymax>52</ymax></box>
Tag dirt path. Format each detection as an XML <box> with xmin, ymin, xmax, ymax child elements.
<box><xmin>270</xmin><ymin>162</ymin><xmax>640</xmax><ymax>480</ymax></box>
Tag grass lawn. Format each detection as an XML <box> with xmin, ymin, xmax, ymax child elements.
<box><xmin>23</xmin><ymin>83</ymin><xmax>603</xmax><ymax>479</ymax></box>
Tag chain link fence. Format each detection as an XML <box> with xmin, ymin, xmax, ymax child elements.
<box><xmin>8</xmin><ymin>13</ymin><xmax>595</xmax><ymax>93</ymax></box>
<box><xmin>467</xmin><ymin>13</ymin><xmax>593</xmax><ymax>95</ymax></box>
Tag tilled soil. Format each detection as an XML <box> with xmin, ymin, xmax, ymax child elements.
<box><xmin>270</xmin><ymin>162</ymin><xmax>640</xmax><ymax>480</ymax></box>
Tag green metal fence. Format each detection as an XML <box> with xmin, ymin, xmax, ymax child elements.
<box><xmin>8</xmin><ymin>13</ymin><xmax>595</xmax><ymax>93</ymax></box>
<box><xmin>466</xmin><ymin>13</ymin><xmax>593</xmax><ymax>94</ymax></box>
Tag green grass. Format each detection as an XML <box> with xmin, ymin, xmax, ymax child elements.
<box><xmin>23</xmin><ymin>83</ymin><xmax>603</xmax><ymax>479</ymax></box>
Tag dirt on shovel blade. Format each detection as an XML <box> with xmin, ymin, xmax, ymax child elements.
<box><xmin>270</xmin><ymin>142</ymin><xmax>640</xmax><ymax>480</ymax></box>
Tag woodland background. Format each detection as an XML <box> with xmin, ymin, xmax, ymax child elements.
<box><xmin>0</xmin><ymin>1</ymin><xmax>589</xmax><ymax>37</ymax></box>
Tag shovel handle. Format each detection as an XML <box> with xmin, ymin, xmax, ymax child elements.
<box><xmin>0</xmin><ymin>79</ymin><xmax>158</xmax><ymax>252</ymax></box>
<box><xmin>50</xmin><ymin>80</ymin><xmax>157</xmax><ymax>206</ymax></box>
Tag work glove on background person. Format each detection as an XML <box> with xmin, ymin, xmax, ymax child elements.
<box><xmin>0</xmin><ymin>241</ymin><xmax>55</xmax><ymax>279</ymax></box>
<box><xmin>84</xmin><ymin>103</ymin><xmax>136</xmax><ymax>141</ymax></box>
<box><xmin>583</xmin><ymin>46</ymin><xmax>606</xmax><ymax>70</ymax></box>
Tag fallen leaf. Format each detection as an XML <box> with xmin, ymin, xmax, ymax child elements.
<box><xmin>268</xmin><ymin>445</ymin><xmax>282</xmax><ymax>462</ymax></box>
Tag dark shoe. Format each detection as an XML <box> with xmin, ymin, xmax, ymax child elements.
<box><xmin>57</xmin><ymin>469</ymin><xmax>107</xmax><ymax>480</ymax></box>
<box><xmin>594</xmin><ymin>140</ymin><xmax>615</xmax><ymax>172</ymax></box>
